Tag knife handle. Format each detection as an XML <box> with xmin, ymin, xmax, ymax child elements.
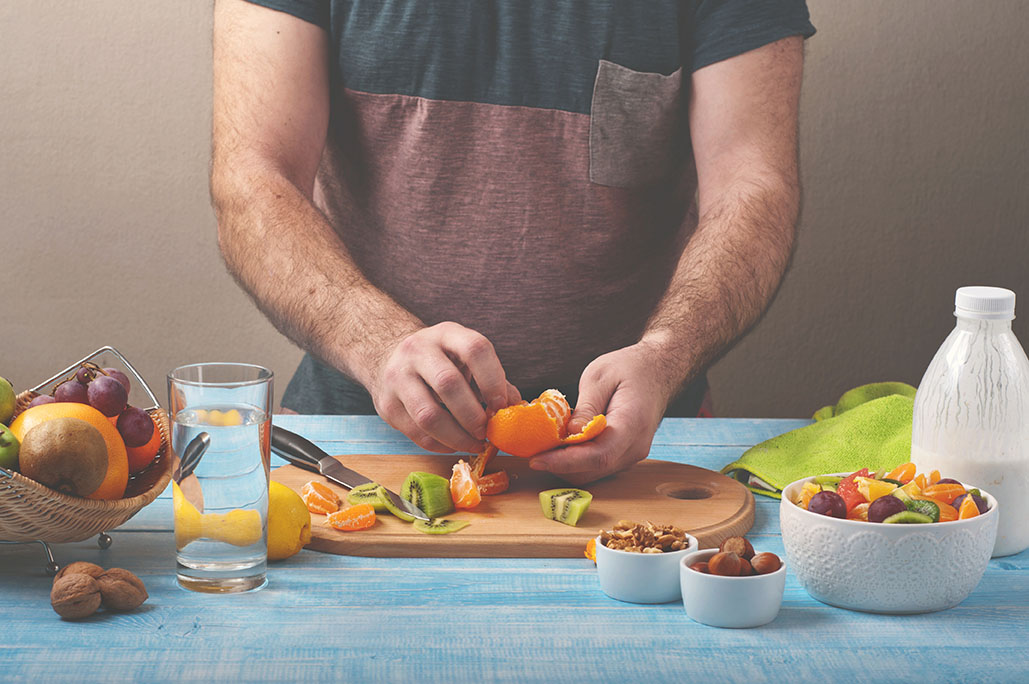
<box><xmin>270</xmin><ymin>426</ymin><xmax>324</xmax><ymax>472</ymax></box>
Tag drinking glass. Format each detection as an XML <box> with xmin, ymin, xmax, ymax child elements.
<box><xmin>168</xmin><ymin>363</ymin><xmax>272</xmax><ymax>593</ymax></box>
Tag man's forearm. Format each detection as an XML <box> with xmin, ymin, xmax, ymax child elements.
<box><xmin>641</xmin><ymin>172</ymin><xmax>799</xmax><ymax>401</ymax></box>
<box><xmin>211</xmin><ymin>165</ymin><xmax>423</xmax><ymax>389</ymax></box>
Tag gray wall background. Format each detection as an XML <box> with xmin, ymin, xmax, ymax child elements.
<box><xmin>2</xmin><ymin>1</ymin><xmax>1027</xmax><ymax>418</ymax></box>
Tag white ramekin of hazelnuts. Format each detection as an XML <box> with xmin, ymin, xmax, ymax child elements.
<box><xmin>679</xmin><ymin>536</ymin><xmax>785</xmax><ymax>628</ymax></box>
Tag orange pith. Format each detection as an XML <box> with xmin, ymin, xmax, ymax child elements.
<box><xmin>470</xmin><ymin>443</ymin><xmax>497</xmax><ymax>479</ymax></box>
<box><xmin>9</xmin><ymin>402</ymin><xmax>129</xmax><ymax>500</ymax></box>
<box><xmin>450</xmin><ymin>459</ymin><xmax>481</xmax><ymax>509</ymax></box>
<box><xmin>485</xmin><ymin>389</ymin><xmax>606</xmax><ymax>458</ymax></box>
<box><xmin>326</xmin><ymin>504</ymin><xmax>376</xmax><ymax>531</ymax></box>
<box><xmin>301</xmin><ymin>480</ymin><xmax>341</xmax><ymax>515</ymax></box>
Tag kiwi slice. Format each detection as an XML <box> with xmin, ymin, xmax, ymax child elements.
<box><xmin>883</xmin><ymin>510</ymin><xmax>933</xmax><ymax>524</ymax></box>
<box><xmin>539</xmin><ymin>488</ymin><xmax>593</xmax><ymax>526</ymax></box>
<box><xmin>813</xmin><ymin>475</ymin><xmax>843</xmax><ymax>487</ymax></box>
<box><xmin>413</xmin><ymin>519</ymin><xmax>469</xmax><ymax>535</ymax></box>
<box><xmin>881</xmin><ymin>478</ymin><xmax>904</xmax><ymax>486</ymax></box>
<box><xmin>401</xmin><ymin>471</ymin><xmax>454</xmax><ymax>519</ymax></box>
<box><xmin>348</xmin><ymin>483</ymin><xmax>388</xmax><ymax>513</ymax></box>
<box><xmin>375</xmin><ymin>486</ymin><xmax>416</xmax><ymax>522</ymax></box>
<box><xmin>905</xmin><ymin>498</ymin><xmax>940</xmax><ymax>522</ymax></box>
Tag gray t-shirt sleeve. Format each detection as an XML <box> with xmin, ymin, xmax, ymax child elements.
<box><xmin>242</xmin><ymin>0</ymin><xmax>329</xmax><ymax>30</ymax></box>
<box><xmin>690</xmin><ymin>0</ymin><xmax>816</xmax><ymax>72</ymax></box>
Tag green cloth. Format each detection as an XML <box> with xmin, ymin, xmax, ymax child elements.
<box><xmin>721</xmin><ymin>383</ymin><xmax>917</xmax><ymax>499</ymax></box>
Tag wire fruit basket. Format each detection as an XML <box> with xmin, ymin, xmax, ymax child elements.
<box><xmin>0</xmin><ymin>347</ymin><xmax>173</xmax><ymax>570</ymax></box>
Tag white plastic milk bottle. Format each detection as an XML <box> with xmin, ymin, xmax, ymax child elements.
<box><xmin>911</xmin><ymin>286</ymin><xmax>1029</xmax><ymax>557</ymax></box>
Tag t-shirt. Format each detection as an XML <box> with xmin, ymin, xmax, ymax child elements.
<box><xmin>240</xmin><ymin>0</ymin><xmax>815</xmax><ymax>414</ymax></box>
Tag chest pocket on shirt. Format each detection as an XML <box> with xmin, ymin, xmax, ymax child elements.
<box><xmin>589</xmin><ymin>60</ymin><xmax>684</xmax><ymax>188</ymax></box>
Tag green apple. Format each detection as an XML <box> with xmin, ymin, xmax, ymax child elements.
<box><xmin>0</xmin><ymin>424</ymin><xmax>18</xmax><ymax>471</ymax></box>
<box><xmin>0</xmin><ymin>376</ymin><xmax>15</xmax><ymax>426</ymax></box>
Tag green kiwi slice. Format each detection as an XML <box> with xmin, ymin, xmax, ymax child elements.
<box><xmin>882</xmin><ymin>510</ymin><xmax>933</xmax><ymax>524</ymax></box>
<box><xmin>904</xmin><ymin>498</ymin><xmax>940</xmax><ymax>522</ymax></box>
<box><xmin>413</xmin><ymin>519</ymin><xmax>470</xmax><ymax>535</ymax></box>
<box><xmin>375</xmin><ymin>486</ymin><xmax>416</xmax><ymax>522</ymax></box>
<box><xmin>539</xmin><ymin>488</ymin><xmax>593</xmax><ymax>526</ymax></box>
<box><xmin>401</xmin><ymin>471</ymin><xmax>454</xmax><ymax>519</ymax></box>
<box><xmin>348</xmin><ymin>483</ymin><xmax>388</xmax><ymax>513</ymax></box>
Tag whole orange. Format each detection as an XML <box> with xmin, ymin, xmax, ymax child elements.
<box><xmin>10</xmin><ymin>402</ymin><xmax>129</xmax><ymax>499</ymax></box>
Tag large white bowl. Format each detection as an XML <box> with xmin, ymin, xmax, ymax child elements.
<box><xmin>595</xmin><ymin>533</ymin><xmax>698</xmax><ymax>604</ymax></box>
<box><xmin>780</xmin><ymin>474</ymin><xmax>998</xmax><ymax>614</ymax></box>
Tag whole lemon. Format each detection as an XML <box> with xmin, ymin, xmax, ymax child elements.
<box><xmin>267</xmin><ymin>481</ymin><xmax>311</xmax><ymax>561</ymax></box>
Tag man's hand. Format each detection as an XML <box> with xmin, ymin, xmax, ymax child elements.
<box><xmin>370</xmin><ymin>322</ymin><xmax>521</xmax><ymax>453</ymax></box>
<box><xmin>527</xmin><ymin>342</ymin><xmax>671</xmax><ymax>484</ymax></box>
<box><xmin>528</xmin><ymin>36</ymin><xmax>804</xmax><ymax>483</ymax></box>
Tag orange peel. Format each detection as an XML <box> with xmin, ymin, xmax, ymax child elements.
<box><xmin>485</xmin><ymin>389</ymin><xmax>606</xmax><ymax>458</ymax></box>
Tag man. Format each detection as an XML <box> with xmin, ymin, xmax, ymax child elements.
<box><xmin>210</xmin><ymin>0</ymin><xmax>815</xmax><ymax>483</ymax></box>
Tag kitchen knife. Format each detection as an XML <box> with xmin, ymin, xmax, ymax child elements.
<box><xmin>270</xmin><ymin>425</ymin><xmax>430</xmax><ymax>521</ymax></box>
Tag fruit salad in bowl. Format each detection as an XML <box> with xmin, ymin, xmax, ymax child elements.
<box><xmin>780</xmin><ymin>464</ymin><xmax>998</xmax><ymax>614</ymax></box>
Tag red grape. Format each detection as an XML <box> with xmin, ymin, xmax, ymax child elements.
<box><xmin>28</xmin><ymin>395</ymin><xmax>56</xmax><ymax>408</ymax></box>
<box><xmin>116</xmin><ymin>406</ymin><xmax>154</xmax><ymax>447</ymax></box>
<box><xmin>87</xmin><ymin>375</ymin><xmax>128</xmax><ymax>417</ymax></box>
<box><xmin>808</xmin><ymin>491</ymin><xmax>847</xmax><ymax>518</ymax></box>
<box><xmin>868</xmin><ymin>495</ymin><xmax>908</xmax><ymax>523</ymax></box>
<box><xmin>54</xmin><ymin>380</ymin><xmax>89</xmax><ymax>404</ymax></box>
<box><xmin>102</xmin><ymin>368</ymin><xmax>131</xmax><ymax>394</ymax></box>
<box><xmin>75</xmin><ymin>366</ymin><xmax>95</xmax><ymax>384</ymax></box>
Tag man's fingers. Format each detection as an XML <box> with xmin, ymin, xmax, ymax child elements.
<box><xmin>412</xmin><ymin>349</ymin><xmax>490</xmax><ymax>441</ymax></box>
<box><xmin>442</xmin><ymin>326</ymin><xmax>510</xmax><ymax>415</ymax></box>
<box><xmin>377</xmin><ymin>397</ymin><xmax>454</xmax><ymax>453</ymax></box>
<box><xmin>568</xmin><ymin>371</ymin><xmax>616</xmax><ymax>435</ymax></box>
<box><xmin>396</xmin><ymin>376</ymin><xmax>483</xmax><ymax>452</ymax></box>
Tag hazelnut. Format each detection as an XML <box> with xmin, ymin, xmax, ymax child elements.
<box><xmin>54</xmin><ymin>561</ymin><xmax>105</xmax><ymax>582</ymax></box>
<box><xmin>96</xmin><ymin>568</ymin><xmax>149</xmax><ymax>611</ymax></box>
<box><xmin>51</xmin><ymin>574</ymin><xmax>102</xmax><ymax>619</ymax></box>
<box><xmin>690</xmin><ymin>561</ymin><xmax>709</xmax><ymax>574</ymax></box>
<box><xmin>751</xmin><ymin>552</ymin><xmax>782</xmax><ymax>575</ymax></box>
<box><xmin>707</xmin><ymin>551</ymin><xmax>742</xmax><ymax>577</ymax></box>
<box><xmin>718</xmin><ymin>536</ymin><xmax>755</xmax><ymax>561</ymax></box>
<box><xmin>738</xmin><ymin>557</ymin><xmax>754</xmax><ymax>576</ymax></box>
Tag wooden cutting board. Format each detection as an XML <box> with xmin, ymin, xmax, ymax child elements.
<box><xmin>272</xmin><ymin>453</ymin><xmax>754</xmax><ymax>558</ymax></box>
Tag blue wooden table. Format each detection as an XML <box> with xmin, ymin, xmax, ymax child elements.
<box><xmin>2</xmin><ymin>416</ymin><xmax>1027</xmax><ymax>683</ymax></box>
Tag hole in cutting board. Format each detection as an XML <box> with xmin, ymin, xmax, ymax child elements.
<box><xmin>656</xmin><ymin>482</ymin><xmax>714</xmax><ymax>500</ymax></box>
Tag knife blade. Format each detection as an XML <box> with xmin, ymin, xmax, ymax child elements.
<box><xmin>270</xmin><ymin>425</ymin><xmax>430</xmax><ymax>521</ymax></box>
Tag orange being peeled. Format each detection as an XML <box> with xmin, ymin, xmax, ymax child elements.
<box><xmin>486</xmin><ymin>389</ymin><xmax>606</xmax><ymax>458</ymax></box>
<box><xmin>10</xmin><ymin>402</ymin><xmax>128</xmax><ymax>499</ymax></box>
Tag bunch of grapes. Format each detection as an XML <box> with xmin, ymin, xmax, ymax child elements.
<box><xmin>29</xmin><ymin>363</ymin><xmax>154</xmax><ymax>448</ymax></box>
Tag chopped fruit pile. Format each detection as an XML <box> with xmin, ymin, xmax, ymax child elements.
<box><xmin>792</xmin><ymin>463</ymin><xmax>989</xmax><ymax>524</ymax></box>
<box><xmin>486</xmin><ymin>389</ymin><xmax>606</xmax><ymax>458</ymax></box>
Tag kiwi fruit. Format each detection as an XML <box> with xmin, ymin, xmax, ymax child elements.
<box><xmin>19</xmin><ymin>417</ymin><xmax>108</xmax><ymax>497</ymax></box>
<box><xmin>348</xmin><ymin>482</ymin><xmax>388</xmax><ymax>512</ymax></box>
<box><xmin>539</xmin><ymin>488</ymin><xmax>593</xmax><ymax>526</ymax></box>
<box><xmin>413</xmin><ymin>519</ymin><xmax>469</xmax><ymax>535</ymax></box>
<box><xmin>375</xmin><ymin>486</ymin><xmax>416</xmax><ymax>522</ymax></box>
<box><xmin>400</xmin><ymin>471</ymin><xmax>454</xmax><ymax>519</ymax></box>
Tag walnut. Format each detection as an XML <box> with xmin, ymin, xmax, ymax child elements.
<box><xmin>97</xmin><ymin>568</ymin><xmax>148</xmax><ymax>611</ymax></box>
<box><xmin>51</xmin><ymin>574</ymin><xmax>102</xmax><ymax>619</ymax></box>
<box><xmin>599</xmin><ymin>520</ymin><xmax>691</xmax><ymax>553</ymax></box>
<box><xmin>55</xmin><ymin>561</ymin><xmax>105</xmax><ymax>582</ymax></box>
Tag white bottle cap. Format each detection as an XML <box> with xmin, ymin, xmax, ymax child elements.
<box><xmin>954</xmin><ymin>286</ymin><xmax>1016</xmax><ymax>320</ymax></box>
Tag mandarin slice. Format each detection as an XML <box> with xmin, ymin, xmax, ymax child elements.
<box><xmin>301</xmin><ymin>480</ymin><xmax>341</xmax><ymax>515</ymax></box>
<box><xmin>477</xmin><ymin>470</ymin><xmax>510</xmax><ymax>496</ymax></box>
<box><xmin>957</xmin><ymin>495</ymin><xmax>981</xmax><ymax>520</ymax></box>
<box><xmin>325</xmin><ymin>504</ymin><xmax>376</xmax><ymax>531</ymax></box>
<box><xmin>450</xmin><ymin>459</ymin><xmax>481</xmax><ymax>509</ymax></box>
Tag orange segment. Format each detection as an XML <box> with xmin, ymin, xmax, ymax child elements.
<box><xmin>585</xmin><ymin>538</ymin><xmax>597</xmax><ymax>563</ymax></box>
<box><xmin>477</xmin><ymin>470</ymin><xmax>510</xmax><ymax>496</ymax></box>
<box><xmin>935</xmin><ymin>500</ymin><xmax>958</xmax><ymax>522</ymax></box>
<box><xmin>886</xmin><ymin>462</ymin><xmax>916</xmax><ymax>483</ymax></box>
<box><xmin>929</xmin><ymin>469</ymin><xmax>942</xmax><ymax>484</ymax></box>
<box><xmin>301</xmin><ymin>481</ymin><xmax>341</xmax><ymax>515</ymax></box>
<box><xmin>485</xmin><ymin>389</ymin><xmax>606</xmax><ymax>458</ymax></box>
<box><xmin>957</xmin><ymin>495</ymin><xmax>980</xmax><ymax>520</ymax></box>
<box><xmin>921</xmin><ymin>483</ymin><xmax>965</xmax><ymax>505</ymax></box>
<box><xmin>326</xmin><ymin>504</ymin><xmax>376</xmax><ymax>531</ymax></box>
<box><xmin>450</xmin><ymin>459</ymin><xmax>481</xmax><ymax>509</ymax></box>
<box><xmin>847</xmin><ymin>502</ymin><xmax>870</xmax><ymax>522</ymax></box>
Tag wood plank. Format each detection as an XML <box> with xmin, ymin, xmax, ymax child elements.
<box><xmin>271</xmin><ymin>453</ymin><xmax>754</xmax><ymax>557</ymax></box>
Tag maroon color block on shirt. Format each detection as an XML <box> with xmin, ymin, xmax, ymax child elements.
<box><xmin>312</xmin><ymin>88</ymin><xmax>698</xmax><ymax>390</ymax></box>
